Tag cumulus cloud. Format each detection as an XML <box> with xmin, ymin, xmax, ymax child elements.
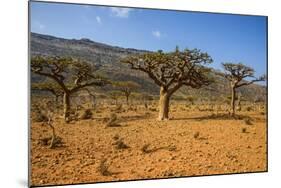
<box><xmin>110</xmin><ymin>7</ymin><xmax>132</xmax><ymax>18</ymax></box>
<box><xmin>96</xmin><ymin>16</ymin><xmax>101</xmax><ymax>24</ymax></box>
<box><xmin>152</xmin><ymin>30</ymin><xmax>161</xmax><ymax>38</ymax></box>
<box><xmin>34</xmin><ymin>21</ymin><xmax>46</xmax><ymax>30</ymax></box>
<box><xmin>39</xmin><ymin>23</ymin><xmax>45</xmax><ymax>29</ymax></box>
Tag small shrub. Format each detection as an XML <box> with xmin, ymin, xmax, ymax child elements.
<box><xmin>149</xmin><ymin>108</ymin><xmax>157</xmax><ymax>112</ymax></box>
<box><xmin>115</xmin><ymin>104</ymin><xmax>123</xmax><ymax>112</ymax></box>
<box><xmin>95</xmin><ymin>110</ymin><xmax>102</xmax><ymax>114</ymax></box>
<box><xmin>141</xmin><ymin>144</ymin><xmax>151</xmax><ymax>153</ymax></box>
<box><xmin>167</xmin><ymin>145</ymin><xmax>177</xmax><ymax>151</ymax></box>
<box><xmin>79</xmin><ymin>109</ymin><xmax>93</xmax><ymax>120</ymax></box>
<box><xmin>246</xmin><ymin>106</ymin><xmax>253</xmax><ymax>112</ymax></box>
<box><xmin>144</xmin><ymin>103</ymin><xmax>148</xmax><ymax>109</ymax></box>
<box><xmin>39</xmin><ymin>136</ymin><xmax>63</xmax><ymax>148</ymax></box>
<box><xmin>244</xmin><ymin>118</ymin><xmax>253</xmax><ymax>125</ymax></box>
<box><xmin>114</xmin><ymin>139</ymin><xmax>129</xmax><ymax>150</ymax></box>
<box><xmin>33</xmin><ymin>109</ymin><xmax>48</xmax><ymax>122</ymax></box>
<box><xmin>113</xmin><ymin>134</ymin><xmax>120</xmax><ymax>140</ymax></box>
<box><xmin>241</xmin><ymin>127</ymin><xmax>247</xmax><ymax>133</ymax></box>
<box><xmin>144</xmin><ymin>112</ymin><xmax>151</xmax><ymax>116</ymax></box>
<box><xmin>98</xmin><ymin>159</ymin><xmax>111</xmax><ymax>176</ymax></box>
<box><xmin>106</xmin><ymin>113</ymin><xmax>121</xmax><ymax>127</ymax></box>
<box><xmin>194</xmin><ymin>131</ymin><xmax>200</xmax><ymax>139</ymax></box>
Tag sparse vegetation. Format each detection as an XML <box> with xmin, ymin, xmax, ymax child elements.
<box><xmin>30</xmin><ymin>33</ymin><xmax>267</xmax><ymax>186</ymax></box>
<box><xmin>98</xmin><ymin>159</ymin><xmax>112</xmax><ymax>176</ymax></box>
<box><xmin>121</xmin><ymin>47</ymin><xmax>213</xmax><ymax>120</ymax></box>
<box><xmin>194</xmin><ymin>131</ymin><xmax>200</xmax><ymax>139</ymax></box>
<box><xmin>244</xmin><ymin>117</ymin><xmax>253</xmax><ymax>125</ymax></box>
<box><xmin>221</xmin><ymin>63</ymin><xmax>265</xmax><ymax>117</ymax></box>
<box><xmin>114</xmin><ymin>139</ymin><xmax>130</xmax><ymax>150</ymax></box>
<box><xmin>79</xmin><ymin>109</ymin><xmax>93</xmax><ymax>120</ymax></box>
<box><xmin>106</xmin><ymin>113</ymin><xmax>121</xmax><ymax>127</ymax></box>
<box><xmin>31</xmin><ymin>56</ymin><xmax>108</xmax><ymax>122</ymax></box>
<box><xmin>241</xmin><ymin>127</ymin><xmax>247</xmax><ymax>133</ymax></box>
<box><xmin>114</xmin><ymin>81</ymin><xmax>140</xmax><ymax>105</ymax></box>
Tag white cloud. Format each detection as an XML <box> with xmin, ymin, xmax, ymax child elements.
<box><xmin>34</xmin><ymin>21</ymin><xmax>45</xmax><ymax>30</ymax></box>
<box><xmin>96</xmin><ymin>16</ymin><xmax>101</xmax><ymax>24</ymax></box>
<box><xmin>39</xmin><ymin>23</ymin><xmax>45</xmax><ymax>30</ymax></box>
<box><xmin>152</xmin><ymin>30</ymin><xmax>161</xmax><ymax>38</ymax></box>
<box><xmin>110</xmin><ymin>7</ymin><xmax>132</xmax><ymax>18</ymax></box>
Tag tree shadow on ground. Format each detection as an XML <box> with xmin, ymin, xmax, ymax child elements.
<box><xmin>172</xmin><ymin>113</ymin><xmax>253</xmax><ymax>121</ymax></box>
<box><xmin>119</xmin><ymin>114</ymin><xmax>153</xmax><ymax>123</ymax></box>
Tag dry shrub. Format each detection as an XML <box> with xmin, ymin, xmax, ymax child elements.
<box><xmin>95</xmin><ymin>110</ymin><xmax>102</xmax><ymax>114</ymax></box>
<box><xmin>98</xmin><ymin>159</ymin><xmax>112</xmax><ymax>176</ymax></box>
<box><xmin>114</xmin><ymin>139</ymin><xmax>129</xmax><ymax>150</ymax></box>
<box><xmin>33</xmin><ymin>110</ymin><xmax>48</xmax><ymax>122</ymax></box>
<box><xmin>241</xmin><ymin>127</ymin><xmax>247</xmax><ymax>133</ymax></box>
<box><xmin>32</xmin><ymin>105</ymin><xmax>48</xmax><ymax>122</ymax></box>
<box><xmin>144</xmin><ymin>103</ymin><xmax>148</xmax><ymax>109</ymax></box>
<box><xmin>128</xmin><ymin>105</ymin><xmax>137</xmax><ymax>111</ymax></box>
<box><xmin>194</xmin><ymin>131</ymin><xmax>200</xmax><ymax>139</ymax></box>
<box><xmin>115</xmin><ymin>104</ymin><xmax>123</xmax><ymax>112</ymax></box>
<box><xmin>244</xmin><ymin>117</ymin><xmax>253</xmax><ymax>125</ymax></box>
<box><xmin>246</xmin><ymin>106</ymin><xmax>253</xmax><ymax>112</ymax></box>
<box><xmin>163</xmin><ymin>170</ymin><xmax>175</xmax><ymax>177</ymax></box>
<box><xmin>106</xmin><ymin>113</ymin><xmax>121</xmax><ymax>127</ymax></box>
<box><xmin>113</xmin><ymin>134</ymin><xmax>120</xmax><ymax>140</ymax></box>
<box><xmin>141</xmin><ymin>144</ymin><xmax>151</xmax><ymax>153</ymax></box>
<box><xmin>167</xmin><ymin>145</ymin><xmax>177</xmax><ymax>152</ymax></box>
<box><xmin>144</xmin><ymin>112</ymin><xmax>151</xmax><ymax>116</ymax></box>
<box><xmin>39</xmin><ymin>135</ymin><xmax>63</xmax><ymax>148</ymax></box>
<box><xmin>79</xmin><ymin>109</ymin><xmax>93</xmax><ymax>120</ymax></box>
<box><xmin>149</xmin><ymin>108</ymin><xmax>157</xmax><ymax>112</ymax></box>
<box><xmin>142</xmin><ymin>143</ymin><xmax>177</xmax><ymax>154</ymax></box>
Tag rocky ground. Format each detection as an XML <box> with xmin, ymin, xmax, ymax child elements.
<box><xmin>30</xmin><ymin>104</ymin><xmax>267</xmax><ymax>186</ymax></box>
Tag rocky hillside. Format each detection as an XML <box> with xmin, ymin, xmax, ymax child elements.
<box><xmin>30</xmin><ymin>32</ymin><xmax>266</xmax><ymax>102</ymax></box>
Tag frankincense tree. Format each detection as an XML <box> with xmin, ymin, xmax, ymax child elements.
<box><xmin>31</xmin><ymin>56</ymin><xmax>107</xmax><ymax>122</ymax></box>
<box><xmin>222</xmin><ymin>62</ymin><xmax>265</xmax><ymax>116</ymax></box>
<box><xmin>121</xmin><ymin>47</ymin><xmax>213</xmax><ymax>120</ymax></box>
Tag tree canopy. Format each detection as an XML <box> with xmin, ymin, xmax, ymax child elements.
<box><xmin>31</xmin><ymin>56</ymin><xmax>107</xmax><ymax>94</ymax></box>
<box><xmin>121</xmin><ymin>48</ymin><xmax>213</xmax><ymax>96</ymax></box>
<box><xmin>222</xmin><ymin>63</ymin><xmax>266</xmax><ymax>88</ymax></box>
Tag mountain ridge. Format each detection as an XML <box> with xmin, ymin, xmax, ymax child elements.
<box><xmin>30</xmin><ymin>32</ymin><xmax>266</xmax><ymax>102</ymax></box>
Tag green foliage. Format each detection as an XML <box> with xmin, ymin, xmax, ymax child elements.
<box><xmin>186</xmin><ymin>96</ymin><xmax>198</xmax><ymax>104</ymax></box>
<box><xmin>121</xmin><ymin>47</ymin><xmax>213</xmax><ymax>90</ymax></box>
<box><xmin>222</xmin><ymin>62</ymin><xmax>265</xmax><ymax>88</ymax></box>
<box><xmin>31</xmin><ymin>56</ymin><xmax>108</xmax><ymax>93</ymax></box>
<box><xmin>109</xmin><ymin>91</ymin><xmax>123</xmax><ymax>100</ymax></box>
<box><xmin>31</xmin><ymin>82</ymin><xmax>63</xmax><ymax>98</ymax></box>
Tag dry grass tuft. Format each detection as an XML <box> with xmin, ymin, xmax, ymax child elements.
<box><xmin>114</xmin><ymin>139</ymin><xmax>130</xmax><ymax>150</ymax></box>
<box><xmin>244</xmin><ymin>117</ymin><xmax>253</xmax><ymax>125</ymax></box>
<box><xmin>98</xmin><ymin>159</ymin><xmax>112</xmax><ymax>176</ymax></box>
<box><xmin>39</xmin><ymin>136</ymin><xmax>63</xmax><ymax>148</ymax></box>
<box><xmin>79</xmin><ymin>109</ymin><xmax>93</xmax><ymax>120</ymax></box>
<box><xmin>194</xmin><ymin>131</ymin><xmax>200</xmax><ymax>139</ymax></box>
<box><xmin>241</xmin><ymin>127</ymin><xmax>247</xmax><ymax>133</ymax></box>
<box><xmin>106</xmin><ymin>113</ymin><xmax>121</xmax><ymax>127</ymax></box>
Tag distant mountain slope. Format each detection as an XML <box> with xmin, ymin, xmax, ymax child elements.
<box><xmin>30</xmin><ymin>32</ymin><xmax>266</xmax><ymax>102</ymax></box>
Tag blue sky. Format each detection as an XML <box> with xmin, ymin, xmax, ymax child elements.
<box><xmin>30</xmin><ymin>1</ymin><xmax>267</xmax><ymax>77</ymax></box>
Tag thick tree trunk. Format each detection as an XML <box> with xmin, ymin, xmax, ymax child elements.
<box><xmin>63</xmin><ymin>92</ymin><xmax>70</xmax><ymax>122</ymax></box>
<box><xmin>158</xmin><ymin>87</ymin><xmax>170</xmax><ymax>120</ymax></box>
<box><xmin>231</xmin><ymin>86</ymin><xmax>236</xmax><ymax>117</ymax></box>
<box><xmin>237</xmin><ymin>94</ymin><xmax>241</xmax><ymax>111</ymax></box>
